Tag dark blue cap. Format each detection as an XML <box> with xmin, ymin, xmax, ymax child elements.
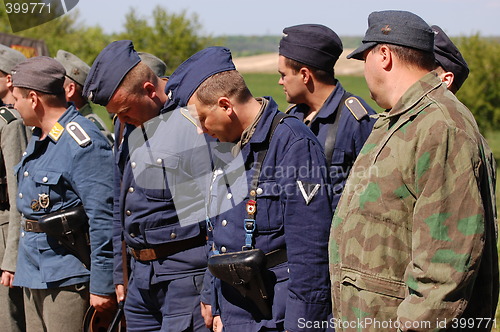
<box><xmin>83</xmin><ymin>40</ymin><xmax>141</xmax><ymax>106</ymax></box>
<box><xmin>432</xmin><ymin>25</ymin><xmax>469</xmax><ymax>91</ymax></box>
<box><xmin>279</xmin><ymin>24</ymin><xmax>343</xmax><ymax>71</ymax></box>
<box><xmin>163</xmin><ymin>47</ymin><xmax>235</xmax><ymax>111</ymax></box>
<box><xmin>11</xmin><ymin>56</ymin><xmax>65</xmax><ymax>94</ymax></box>
<box><xmin>348</xmin><ymin>10</ymin><xmax>434</xmax><ymax>60</ymax></box>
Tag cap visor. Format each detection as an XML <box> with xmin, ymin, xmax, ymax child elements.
<box><xmin>347</xmin><ymin>42</ymin><xmax>378</xmax><ymax>60</ymax></box>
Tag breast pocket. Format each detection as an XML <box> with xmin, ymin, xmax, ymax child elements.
<box><xmin>33</xmin><ymin>170</ymin><xmax>63</xmax><ymax>211</ymax></box>
<box><xmin>255</xmin><ymin>181</ymin><xmax>284</xmax><ymax>233</ymax></box>
<box><xmin>134</xmin><ymin>152</ymin><xmax>180</xmax><ymax>201</ymax></box>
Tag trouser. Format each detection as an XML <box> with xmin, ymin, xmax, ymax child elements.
<box><xmin>23</xmin><ymin>283</ymin><xmax>90</xmax><ymax>332</ymax></box>
<box><xmin>0</xmin><ymin>222</ymin><xmax>25</xmax><ymax>332</ymax></box>
<box><xmin>125</xmin><ymin>273</ymin><xmax>209</xmax><ymax>332</ymax></box>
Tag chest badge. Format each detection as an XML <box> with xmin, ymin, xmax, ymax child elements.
<box><xmin>38</xmin><ymin>193</ymin><xmax>50</xmax><ymax>209</ymax></box>
<box><xmin>31</xmin><ymin>199</ymin><xmax>40</xmax><ymax>211</ymax></box>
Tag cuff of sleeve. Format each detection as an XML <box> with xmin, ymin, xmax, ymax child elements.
<box><xmin>284</xmin><ymin>295</ymin><xmax>331</xmax><ymax>332</ymax></box>
<box><xmin>90</xmin><ymin>267</ymin><xmax>115</xmax><ymax>295</ymax></box>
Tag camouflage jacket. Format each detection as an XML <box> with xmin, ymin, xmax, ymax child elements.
<box><xmin>329</xmin><ymin>72</ymin><xmax>498</xmax><ymax>331</ymax></box>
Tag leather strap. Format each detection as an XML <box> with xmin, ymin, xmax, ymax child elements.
<box><xmin>129</xmin><ymin>233</ymin><xmax>206</xmax><ymax>262</ymax></box>
<box><xmin>324</xmin><ymin>92</ymin><xmax>352</xmax><ymax>168</ymax></box>
<box><xmin>265</xmin><ymin>248</ymin><xmax>287</xmax><ymax>269</ymax></box>
<box><xmin>21</xmin><ymin>219</ymin><xmax>44</xmax><ymax>233</ymax></box>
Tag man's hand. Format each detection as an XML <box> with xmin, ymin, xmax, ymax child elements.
<box><xmin>213</xmin><ymin>315</ymin><xmax>223</xmax><ymax>332</ymax></box>
<box><xmin>200</xmin><ymin>302</ymin><xmax>213</xmax><ymax>328</ymax></box>
<box><xmin>90</xmin><ymin>293</ymin><xmax>116</xmax><ymax>312</ymax></box>
<box><xmin>0</xmin><ymin>270</ymin><xmax>15</xmax><ymax>288</ymax></box>
<box><xmin>115</xmin><ymin>284</ymin><xmax>126</xmax><ymax>302</ymax></box>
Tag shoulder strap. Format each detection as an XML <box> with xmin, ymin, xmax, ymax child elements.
<box><xmin>0</xmin><ymin>106</ymin><xmax>17</xmax><ymax>124</ymax></box>
<box><xmin>324</xmin><ymin>92</ymin><xmax>352</xmax><ymax>167</ymax></box>
<box><xmin>250</xmin><ymin>112</ymin><xmax>288</xmax><ymax>192</ymax></box>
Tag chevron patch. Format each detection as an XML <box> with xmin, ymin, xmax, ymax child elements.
<box><xmin>48</xmin><ymin>122</ymin><xmax>64</xmax><ymax>141</ymax></box>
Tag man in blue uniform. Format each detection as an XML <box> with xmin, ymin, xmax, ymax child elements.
<box><xmin>0</xmin><ymin>44</ymin><xmax>28</xmax><ymax>332</ymax></box>
<box><xmin>278</xmin><ymin>24</ymin><xmax>377</xmax><ymax>210</ymax></box>
<box><xmin>11</xmin><ymin>57</ymin><xmax>115</xmax><ymax>331</ymax></box>
<box><xmin>165</xmin><ymin>46</ymin><xmax>333</xmax><ymax>332</ymax></box>
<box><xmin>55</xmin><ymin>49</ymin><xmax>114</xmax><ymax>144</ymax></box>
<box><xmin>83</xmin><ymin>40</ymin><xmax>211</xmax><ymax>332</ymax></box>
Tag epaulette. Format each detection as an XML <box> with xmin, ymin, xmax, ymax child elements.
<box><xmin>86</xmin><ymin>114</ymin><xmax>105</xmax><ymax>131</ymax></box>
<box><xmin>179</xmin><ymin>107</ymin><xmax>199</xmax><ymax>128</ymax></box>
<box><xmin>284</xmin><ymin>104</ymin><xmax>297</xmax><ymax>114</ymax></box>
<box><xmin>345</xmin><ymin>96</ymin><xmax>369</xmax><ymax>121</ymax></box>
<box><xmin>0</xmin><ymin>106</ymin><xmax>17</xmax><ymax>124</ymax></box>
<box><xmin>66</xmin><ymin>121</ymin><xmax>91</xmax><ymax>147</ymax></box>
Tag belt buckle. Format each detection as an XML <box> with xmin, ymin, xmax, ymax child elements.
<box><xmin>25</xmin><ymin>220</ymin><xmax>34</xmax><ymax>232</ymax></box>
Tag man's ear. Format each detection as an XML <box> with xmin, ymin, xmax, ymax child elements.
<box><xmin>439</xmin><ymin>71</ymin><xmax>455</xmax><ymax>90</ymax></box>
<box><xmin>65</xmin><ymin>82</ymin><xmax>76</xmax><ymax>99</ymax></box>
<box><xmin>379</xmin><ymin>45</ymin><xmax>393</xmax><ymax>70</ymax></box>
<box><xmin>29</xmin><ymin>90</ymin><xmax>39</xmax><ymax>109</ymax></box>
<box><xmin>218</xmin><ymin>96</ymin><xmax>233</xmax><ymax>114</ymax></box>
<box><xmin>144</xmin><ymin>81</ymin><xmax>156</xmax><ymax>99</ymax></box>
<box><xmin>5</xmin><ymin>74</ymin><xmax>13</xmax><ymax>88</ymax></box>
<box><xmin>299</xmin><ymin>67</ymin><xmax>312</xmax><ymax>84</ymax></box>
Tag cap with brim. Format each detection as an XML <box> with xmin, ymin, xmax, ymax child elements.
<box><xmin>279</xmin><ymin>24</ymin><xmax>343</xmax><ymax>71</ymax></box>
<box><xmin>83</xmin><ymin>40</ymin><xmax>141</xmax><ymax>106</ymax></box>
<box><xmin>0</xmin><ymin>44</ymin><xmax>27</xmax><ymax>74</ymax></box>
<box><xmin>163</xmin><ymin>47</ymin><xmax>236</xmax><ymax>112</ymax></box>
<box><xmin>138</xmin><ymin>52</ymin><xmax>167</xmax><ymax>78</ymax></box>
<box><xmin>432</xmin><ymin>25</ymin><xmax>469</xmax><ymax>91</ymax></box>
<box><xmin>348</xmin><ymin>10</ymin><xmax>434</xmax><ymax>60</ymax></box>
<box><xmin>55</xmin><ymin>49</ymin><xmax>90</xmax><ymax>86</ymax></box>
<box><xmin>11</xmin><ymin>56</ymin><xmax>65</xmax><ymax>94</ymax></box>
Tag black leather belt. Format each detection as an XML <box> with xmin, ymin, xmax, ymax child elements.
<box><xmin>265</xmin><ymin>248</ymin><xmax>287</xmax><ymax>269</ymax></box>
<box><xmin>22</xmin><ymin>219</ymin><xmax>44</xmax><ymax>233</ymax></box>
<box><xmin>129</xmin><ymin>233</ymin><xmax>206</xmax><ymax>262</ymax></box>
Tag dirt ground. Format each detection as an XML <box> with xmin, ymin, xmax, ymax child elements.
<box><xmin>233</xmin><ymin>49</ymin><xmax>364</xmax><ymax>76</ymax></box>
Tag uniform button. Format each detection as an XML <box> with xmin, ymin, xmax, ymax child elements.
<box><xmin>22</xmin><ymin>152</ymin><xmax>27</xmax><ymax>156</ymax></box>
<box><xmin>21</xmin><ymin>232</ymin><xmax>25</xmax><ymax>237</ymax></box>
<box><xmin>130</xmin><ymin>233</ymin><xmax>136</xmax><ymax>238</ymax></box>
<box><xmin>250</xmin><ymin>190</ymin><xmax>256</xmax><ymax>196</ymax></box>
<box><xmin>170</xmin><ymin>233</ymin><xmax>177</xmax><ymax>239</ymax></box>
<box><xmin>18</xmin><ymin>193</ymin><xmax>23</xmax><ymax>199</ymax></box>
<box><xmin>226</xmin><ymin>193</ymin><xmax>232</xmax><ymax>200</ymax></box>
<box><xmin>42</xmin><ymin>176</ymin><xmax>48</xmax><ymax>183</ymax></box>
<box><xmin>23</xmin><ymin>171</ymin><xmax>29</xmax><ymax>177</ymax></box>
<box><xmin>131</xmin><ymin>162</ymin><xmax>137</xmax><ymax>169</ymax></box>
<box><xmin>156</xmin><ymin>158</ymin><xmax>162</xmax><ymax>165</ymax></box>
<box><xmin>126</xmin><ymin>210</ymin><xmax>132</xmax><ymax>216</ymax></box>
<box><xmin>256</xmin><ymin>188</ymin><xmax>263</xmax><ymax>195</ymax></box>
<box><xmin>220</xmin><ymin>246</ymin><xmax>227</xmax><ymax>253</ymax></box>
<box><xmin>128</xmin><ymin>187</ymin><xmax>134</xmax><ymax>193</ymax></box>
<box><xmin>221</xmin><ymin>220</ymin><xmax>228</xmax><ymax>227</ymax></box>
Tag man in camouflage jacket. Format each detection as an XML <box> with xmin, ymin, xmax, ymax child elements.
<box><xmin>329</xmin><ymin>11</ymin><xmax>498</xmax><ymax>331</ymax></box>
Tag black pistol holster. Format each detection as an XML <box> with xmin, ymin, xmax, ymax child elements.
<box><xmin>38</xmin><ymin>206</ymin><xmax>91</xmax><ymax>269</ymax></box>
<box><xmin>208</xmin><ymin>248</ymin><xmax>272</xmax><ymax>319</ymax></box>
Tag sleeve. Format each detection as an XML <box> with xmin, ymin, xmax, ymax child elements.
<box><xmin>0</xmin><ymin>119</ymin><xmax>28</xmax><ymax>272</ymax></box>
<box><xmin>279</xmin><ymin>133</ymin><xmax>333</xmax><ymax>332</ymax></box>
<box><xmin>70</xmin><ymin>133</ymin><xmax>115</xmax><ymax>296</ymax></box>
<box><xmin>397</xmin><ymin>124</ymin><xmax>487</xmax><ymax>329</ymax></box>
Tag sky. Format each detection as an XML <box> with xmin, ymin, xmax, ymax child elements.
<box><xmin>73</xmin><ymin>0</ymin><xmax>500</xmax><ymax>37</ymax></box>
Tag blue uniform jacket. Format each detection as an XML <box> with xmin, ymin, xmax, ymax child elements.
<box><xmin>14</xmin><ymin>105</ymin><xmax>114</xmax><ymax>296</ymax></box>
<box><xmin>208</xmin><ymin>97</ymin><xmax>332</xmax><ymax>332</ymax></box>
<box><xmin>288</xmin><ymin>82</ymin><xmax>377</xmax><ymax>210</ymax></box>
<box><xmin>113</xmin><ymin>108</ymin><xmax>212</xmax><ymax>291</ymax></box>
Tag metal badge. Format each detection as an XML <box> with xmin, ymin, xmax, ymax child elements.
<box><xmin>38</xmin><ymin>193</ymin><xmax>50</xmax><ymax>209</ymax></box>
<box><xmin>31</xmin><ymin>199</ymin><xmax>40</xmax><ymax>211</ymax></box>
<box><xmin>246</xmin><ymin>199</ymin><xmax>256</xmax><ymax>215</ymax></box>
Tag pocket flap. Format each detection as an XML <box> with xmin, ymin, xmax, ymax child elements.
<box><xmin>162</xmin><ymin>312</ymin><xmax>192</xmax><ymax>332</ymax></box>
<box><xmin>144</xmin><ymin>223</ymin><xmax>201</xmax><ymax>245</ymax></box>
<box><xmin>34</xmin><ymin>170</ymin><xmax>62</xmax><ymax>185</ymax></box>
<box><xmin>341</xmin><ymin>268</ymin><xmax>406</xmax><ymax>299</ymax></box>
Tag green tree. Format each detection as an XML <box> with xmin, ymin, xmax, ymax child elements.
<box><xmin>117</xmin><ymin>6</ymin><xmax>217</xmax><ymax>74</ymax></box>
<box><xmin>456</xmin><ymin>35</ymin><xmax>500</xmax><ymax>134</ymax></box>
<box><xmin>0</xmin><ymin>8</ymin><xmax>112</xmax><ymax>64</ymax></box>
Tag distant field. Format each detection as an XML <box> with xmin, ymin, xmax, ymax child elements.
<box><xmin>242</xmin><ymin>73</ymin><xmax>382</xmax><ymax>112</ymax></box>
